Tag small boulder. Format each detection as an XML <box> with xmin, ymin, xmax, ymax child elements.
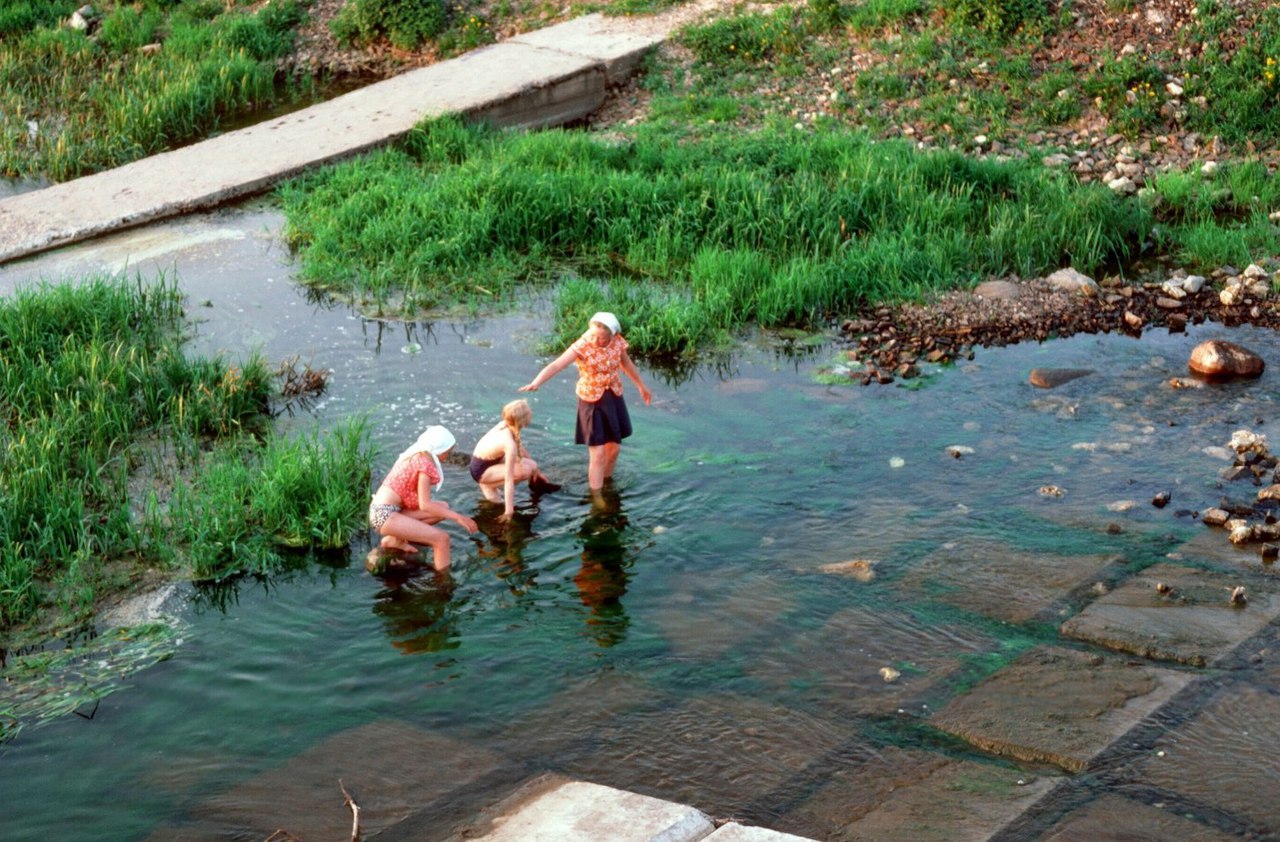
<box><xmin>1189</xmin><ymin>340</ymin><xmax>1265</xmax><ymax>379</ymax></box>
<box><xmin>1045</xmin><ymin>268</ymin><xmax>1099</xmax><ymax>295</ymax></box>
<box><xmin>973</xmin><ymin>280</ymin><xmax>1023</xmax><ymax>299</ymax></box>
<box><xmin>1029</xmin><ymin>368</ymin><xmax>1093</xmax><ymax>388</ymax></box>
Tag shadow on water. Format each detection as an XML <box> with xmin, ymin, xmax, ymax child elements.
<box><xmin>574</xmin><ymin>485</ymin><xmax>635</xmax><ymax>648</ymax></box>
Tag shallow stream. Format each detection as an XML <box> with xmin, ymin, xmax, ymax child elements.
<box><xmin>1</xmin><ymin>204</ymin><xmax>1278</xmax><ymax>839</ymax></box>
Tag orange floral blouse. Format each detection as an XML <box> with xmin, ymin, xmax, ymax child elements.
<box><xmin>569</xmin><ymin>331</ymin><xmax>628</xmax><ymax>402</ymax></box>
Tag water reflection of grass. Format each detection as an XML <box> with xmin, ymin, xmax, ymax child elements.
<box><xmin>279</xmin><ymin>116</ymin><xmax>1145</xmax><ymax>359</ymax></box>
<box><xmin>0</xmin><ymin>277</ymin><xmax>373</xmax><ymax>649</ymax></box>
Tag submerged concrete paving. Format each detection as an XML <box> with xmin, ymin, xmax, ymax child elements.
<box><xmin>0</xmin><ymin>6</ymin><xmax>721</xmax><ymax>265</ymax></box>
<box><xmin>928</xmin><ymin>646</ymin><xmax>1191</xmax><ymax>773</ymax></box>
<box><xmin>1060</xmin><ymin>562</ymin><xmax>1280</xmax><ymax>666</ymax></box>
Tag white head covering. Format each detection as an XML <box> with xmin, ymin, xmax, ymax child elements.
<box><xmin>397</xmin><ymin>425</ymin><xmax>455</xmax><ymax>492</ymax></box>
<box><xmin>589</xmin><ymin>311</ymin><xmax>621</xmax><ymax>335</ymax></box>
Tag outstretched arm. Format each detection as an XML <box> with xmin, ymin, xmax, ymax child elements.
<box><xmin>519</xmin><ymin>346</ymin><xmax>577</xmax><ymax>393</ymax></box>
<box><xmin>417</xmin><ymin>472</ymin><xmax>478</xmax><ymax>533</ymax></box>
<box><xmin>619</xmin><ymin>349</ymin><xmax>652</xmax><ymax>406</ymax></box>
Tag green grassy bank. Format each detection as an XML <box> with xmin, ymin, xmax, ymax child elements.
<box><xmin>0</xmin><ymin>0</ymin><xmax>307</xmax><ymax>181</ymax></box>
<box><xmin>280</xmin><ymin>116</ymin><xmax>1152</xmax><ymax>357</ymax></box>
<box><xmin>0</xmin><ymin>277</ymin><xmax>374</xmax><ymax>643</ymax></box>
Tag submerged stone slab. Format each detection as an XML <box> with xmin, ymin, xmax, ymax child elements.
<box><xmin>561</xmin><ymin>693</ymin><xmax>843</xmax><ymax>817</ymax></box>
<box><xmin>840</xmin><ymin>757</ymin><xmax>1059</xmax><ymax>842</ymax></box>
<box><xmin>650</xmin><ymin>573</ymin><xmax>798</xmax><ymax>661</ymax></box>
<box><xmin>463</xmin><ymin>776</ymin><xmax>714</xmax><ymax>842</ymax></box>
<box><xmin>177</xmin><ymin>720</ymin><xmax>508</xmax><ymax>839</ymax></box>
<box><xmin>704</xmin><ymin>822</ymin><xmax>816</xmax><ymax>841</ymax></box>
<box><xmin>1060</xmin><ymin>562</ymin><xmax>1280</xmax><ymax>666</ymax></box>
<box><xmin>929</xmin><ymin>646</ymin><xmax>1190</xmax><ymax>773</ymax></box>
<box><xmin>901</xmin><ymin>537</ymin><xmax>1121</xmax><ymax>624</ymax></box>
<box><xmin>1133</xmin><ymin>685</ymin><xmax>1280</xmax><ymax>833</ymax></box>
<box><xmin>748</xmin><ymin>605</ymin><xmax>998</xmax><ymax>717</ymax></box>
<box><xmin>1042</xmin><ymin>793</ymin><xmax>1237</xmax><ymax>841</ymax></box>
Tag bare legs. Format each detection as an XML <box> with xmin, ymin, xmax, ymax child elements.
<box><xmin>477</xmin><ymin>457</ymin><xmax>539</xmax><ymax>502</ymax></box>
<box><xmin>378</xmin><ymin>509</ymin><xmax>453</xmax><ymax>570</ymax></box>
<box><xmin>587</xmin><ymin>442</ymin><xmax>621</xmax><ymax>491</ymax></box>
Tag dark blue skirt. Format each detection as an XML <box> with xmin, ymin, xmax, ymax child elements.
<box><xmin>575</xmin><ymin>390</ymin><xmax>632</xmax><ymax>446</ymax></box>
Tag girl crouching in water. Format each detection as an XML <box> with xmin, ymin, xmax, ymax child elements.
<box><xmin>469</xmin><ymin>399</ymin><xmax>555</xmax><ymax>521</ymax></box>
<box><xmin>369</xmin><ymin>425</ymin><xmax>478</xmax><ymax>570</ymax></box>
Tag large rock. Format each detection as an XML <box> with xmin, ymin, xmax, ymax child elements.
<box><xmin>1028</xmin><ymin>368</ymin><xmax>1093</xmax><ymax>389</ymax></box>
<box><xmin>1188</xmin><ymin>339</ymin><xmax>1265</xmax><ymax>379</ymax></box>
<box><xmin>1045</xmin><ymin>268</ymin><xmax>1098</xmax><ymax>296</ymax></box>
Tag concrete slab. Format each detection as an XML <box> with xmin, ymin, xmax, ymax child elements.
<box><xmin>512</xmin><ymin>13</ymin><xmax>668</xmax><ymax>84</ymax></box>
<box><xmin>748</xmin><ymin>605</ymin><xmax>999</xmax><ymax>717</ymax></box>
<box><xmin>1060</xmin><ymin>562</ymin><xmax>1280</xmax><ymax>666</ymax></box>
<box><xmin>648</xmin><ymin>572</ymin><xmax>798</xmax><ymax>662</ymax></box>
<box><xmin>154</xmin><ymin>719</ymin><xmax>509</xmax><ymax>840</ymax></box>
<box><xmin>0</xmin><ymin>41</ymin><xmax>604</xmax><ymax>263</ymax></box>
<box><xmin>1132</xmin><ymin>685</ymin><xmax>1280</xmax><ymax>833</ymax></box>
<box><xmin>838</xmin><ymin>757</ymin><xmax>1060</xmax><ymax>842</ymax></box>
<box><xmin>556</xmin><ymin>693</ymin><xmax>845</xmax><ymax>818</ymax></box>
<box><xmin>1041</xmin><ymin>793</ymin><xmax>1238</xmax><ymax>842</ymax></box>
<box><xmin>928</xmin><ymin>646</ymin><xmax>1191</xmax><ymax>773</ymax></box>
<box><xmin>462</xmin><ymin>776</ymin><xmax>715</xmax><ymax>841</ymax></box>
<box><xmin>704</xmin><ymin>822</ymin><xmax>816</xmax><ymax>841</ymax></box>
<box><xmin>1174</xmin><ymin>526</ymin><xmax>1280</xmax><ymax>577</ymax></box>
<box><xmin>900</xmin><ymin>537</ymin><xmax>1121</xmax><ymax>624</ymax></box>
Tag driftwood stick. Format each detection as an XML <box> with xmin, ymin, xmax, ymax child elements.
<box><xmin>264</xmin><ymin>831</ymin><xmax>303</xmax><ymax>842</ymax></box>
<box><xmin>340</xmin><ymin>779</ymin><xmax>361</xmax><ymax>842</ymax></box>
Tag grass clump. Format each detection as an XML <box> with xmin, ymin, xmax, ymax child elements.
<box><xmin>280</xmin><ymin>116</ymin><xmax>1148</xmax><ymax>358</ymax></box>
<box><xmin>0</xmin><ymin>0</ymin><xmax>308</xmax><ymax>181</ymax></box>
<box><xmin>331</xmin><ymin>0</ymin><xmax>448</xmax><ymax>51</ymax></box>
<box><xmin>0</xmin><ymin>277</ymin><xmax>375</xmax><ymax>641</ymax></box>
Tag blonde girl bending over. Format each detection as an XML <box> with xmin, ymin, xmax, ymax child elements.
<box><xmin>469</xmin><ymin>399</ymin><xmax>554</xmax><ymax>521</ymax></box>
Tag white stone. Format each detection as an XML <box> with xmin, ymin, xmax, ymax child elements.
<box><xmin>1108</xmin><ymin>176</ymin><xmax>1137</xmax><ymax>194</ymax></box>
<box><xmin>1244</xmin><ymin>263</ymin><xmax>1269</xmax><ymax>279</ymax></box>
<box><xmin>1201</xmin><ymin>160</ymin><xmax>1219</xmax><ymax>176</ymax></box>
<box><xmin>1182</xmin><ymin>275</ymin><xmax>1206</xmax><ymax>293</ymax></box>
<box><xmin>1166</xmin><ymin>81</ymin><xmax>1183</xmax><ymax>96</ymax></box>
<box><xmin>705</xmin><ymin>823</ymin><xmax>818</xmax><ymax>841</ymax></box>
<box><xmin>470</xmin><ymin>780</ymin><xmax>715</xmax><ymax>842</ymax></box>
<box><xmin>1045</xmin><ymin>267</ymin><xmax>1099</xmax><ymax>294</ymax></box>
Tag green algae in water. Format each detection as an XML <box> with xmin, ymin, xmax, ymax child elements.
<box><xmin>0</xmin><ymin>621</ymin><xmax>181</xmax><ymax>744</ymax></box>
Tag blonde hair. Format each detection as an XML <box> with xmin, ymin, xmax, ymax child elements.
<box><xmin>503</xmin><ymin>399</ymin><xmax>532</xmax><ymax>458</ymax></box>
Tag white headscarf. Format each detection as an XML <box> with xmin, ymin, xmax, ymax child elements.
<box><xmin>397</xmin><ymin>425</ymin><xmax>455</xmax><ymax>492</ymax></box>
<box><xmin>590</xmin><ymin>311</ymin><xmax>621</xmax><ymax>335</ymax></box>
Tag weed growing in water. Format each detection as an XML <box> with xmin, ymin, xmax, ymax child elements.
<box><xmin>280</xmin><ymin>116</ymin><xmax>1149</xmax><ymax>357</ymax></box>
<box><xmin>0</xmin><ymin>277</ymin><xmax>374</xmax><ymax>638</ymax></box>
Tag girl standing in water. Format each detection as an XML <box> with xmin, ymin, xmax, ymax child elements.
<box><xmin>368</xmin><ymin>425</ymin><xmax>478</xmax><ymax>570</ymax></box>
<box><xmin>520</xmin><ymin>312</ymin><xmax>651</xmax><ymax>490</ymax></box>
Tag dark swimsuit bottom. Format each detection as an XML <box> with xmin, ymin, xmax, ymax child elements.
<box><xmin>469</xmin><ymin>453</ymin><xmax>504</xmax><ymax>482</ymax></box>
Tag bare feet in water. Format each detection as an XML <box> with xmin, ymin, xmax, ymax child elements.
<box><xmin>379</xmin><ymin>535</ymin><xmax>417</xmax><ymax>553</ymax></box>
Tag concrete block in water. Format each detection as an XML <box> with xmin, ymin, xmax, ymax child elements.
<box><xmin>466</xmin><ymin>776</ymin><xmax>715</xmax><ymax>841</ymax></box>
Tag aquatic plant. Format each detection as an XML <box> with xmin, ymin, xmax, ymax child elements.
<box><xmin>0</xmin><ymin>276</ymin><xmax>374</xmax><ymax>637</ymax></box>
<box><xmin>280</xmin><ymin>116</ymin><xmax>1149</xmax><ymax>357</ymax></box>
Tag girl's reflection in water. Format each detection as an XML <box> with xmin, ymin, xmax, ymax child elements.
<box><xmin>575</xmin><ymin>485</ymin><xmax>632</xmax><ymax>648</ymax></box>
<box><xmin>369</xmin><ymin>566</ymin><xmax>460</xmax><ymax>655</ymax></box>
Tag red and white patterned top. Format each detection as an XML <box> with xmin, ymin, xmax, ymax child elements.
<box><xmin>382</xmin><ymin>453</ymin><xmax>440</xmax><ymax>510</ymax></box>
<box><xmin>569</xmin><ymin>331</ymin><xmax>628</xmax><ymax>402</ymax></box>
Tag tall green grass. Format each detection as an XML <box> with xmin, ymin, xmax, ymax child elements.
<box><xmin>281</xmin><ymin>116</ymin><xmax>1149</xmax><ymax>356</ymax></box>
<box><xmin>0</xmin><ymin>0</ymin><xmax>307</xmax><ymax>181</ymax></box>
<box><xmin>0</xmin><ymin>276</ymin><xmax>374</xmax><ymax>639</ymax></box>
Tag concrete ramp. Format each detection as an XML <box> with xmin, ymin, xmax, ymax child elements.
<box><xmin>453</xmin><ymin>774</ymin><xmax>816</xmax><ymax>841</ymax></box>
<box><xmin>0</xmin><ymin>12</ymin><xmax>667</xmax><ymax>265</ymax></box>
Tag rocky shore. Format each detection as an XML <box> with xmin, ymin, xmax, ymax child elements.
<box><xmin>836</xmin><ymin>260</ymin><xmax>1280</xmax><ymax>386</ymax></box>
